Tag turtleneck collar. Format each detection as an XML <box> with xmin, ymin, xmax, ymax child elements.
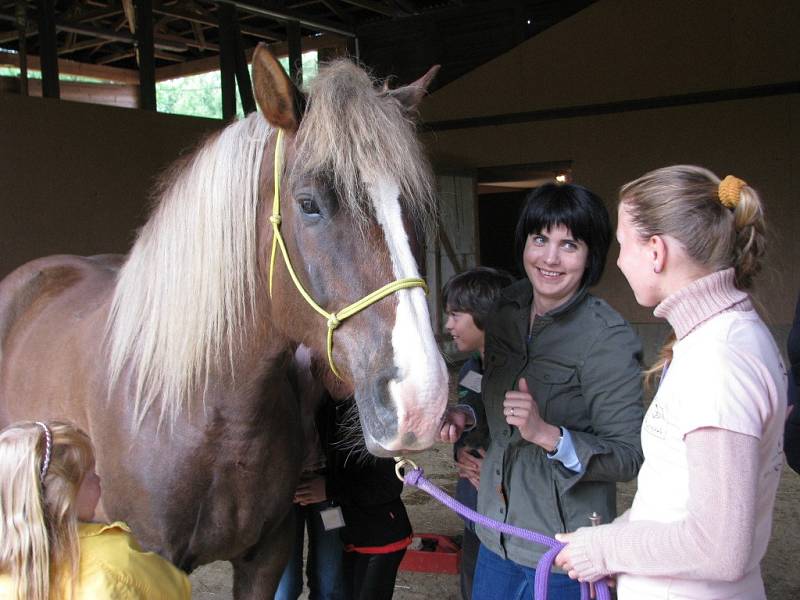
<box><xmin>653</xmin><ymin>268</ymin><xmax>752</xmax><ymax>340</ymax></box>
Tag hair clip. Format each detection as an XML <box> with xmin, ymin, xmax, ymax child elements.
<box><xmin>34</xmin><ymin>421</ymin><xmax>52</xmax><ymax>484</ymax></box>
<box><xmin>718</xmin><ymin>175</ymin><xmax>746</xmax><ymax>209</ymax></box>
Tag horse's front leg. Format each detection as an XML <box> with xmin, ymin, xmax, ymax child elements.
<box><xmin>231</xmin><ymin>509</ymin><xmax>296</xmax><ymax>599</ymax></box>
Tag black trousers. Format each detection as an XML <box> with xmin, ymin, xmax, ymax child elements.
<box><xmin>342</xmin><ymin>548</ymin><xmax>406</xmax><ymax>600</ymax></box>
<box><xmin>460</xmin><ymin>527</ymin><xmax>481</xmax><ymax>600</ymax></box>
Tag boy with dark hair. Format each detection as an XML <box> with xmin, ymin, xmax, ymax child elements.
<box><xmin>442</xmin><ymin>266</ymin><xmax>514</xmax><ymax>600</ymax></box>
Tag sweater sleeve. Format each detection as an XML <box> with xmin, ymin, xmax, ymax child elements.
<box><xmin>563</xmin><ymin>427</ymin><xmax>758</xmax><ymax>583</ymax></box>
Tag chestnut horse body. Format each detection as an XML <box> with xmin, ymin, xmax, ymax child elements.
<box><xmin>0</xmin><ymin>48</ymin><xmax>447</xmax><ymax>598</ymax></box>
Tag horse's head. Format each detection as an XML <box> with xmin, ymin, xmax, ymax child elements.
<box><xmin>252</xmin><ymin>45</ymin><xmax>447</xmax><ymax>456</ymax></box>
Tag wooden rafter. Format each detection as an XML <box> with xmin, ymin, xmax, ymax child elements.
<box><xmin>151</xmin><ymin>4</ymin><xmax>284</xmax><ymax>41</ymax></box>
<box><xmin>98</xmin><ymin>47</ymin><xmax>186</xmax><ymax>65</ymax></box>
<box><xmin>338</xmin><ymin>0</ymin><xmax>397</xmax><ymax>18</ymax></box>
<box><xmin>0</xmin><ymin>50</ymin><xmax>139</xmax><ymax>83</ymax></box>
<box><xmin>154</xmin><ymin>31</ymin><xmax>347</xmax><ymax>81</ymax></box>
<box><xmin>320</xmin><ymin>0</ymin><xmax>349</xmax><ymax>23</ymax></box>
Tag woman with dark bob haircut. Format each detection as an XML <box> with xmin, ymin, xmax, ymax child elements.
<box><xmin>441</xmin><ymin>182</ymin><xmax>645</xmax><ymax>600</ymax></box>
<box><xmin>514</xmin><ymin>183</ymin><xmax>612</xmax><ymax>288</ymax></box>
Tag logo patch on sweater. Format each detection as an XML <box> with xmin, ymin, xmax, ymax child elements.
<box><xmin>643</xmin><ymin>400</ymin><xmax>667</xmax><ymax>439</ymax></box>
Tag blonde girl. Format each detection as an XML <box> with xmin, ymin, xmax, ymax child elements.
<box><xmin>554</xmin><ymin>166</ymin><xmax>786</xmax><ymax>599</ymax></box>
<box><xmin>0</xmin><ymin>421</ymin><xmax>191</xmax><ymax>599</ymax></box>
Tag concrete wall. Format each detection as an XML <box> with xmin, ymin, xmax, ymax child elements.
<box><xmin>420</xmin><ymin>0</ymin><xmax>800</xmax><ymax>329</ymax></box>
<box><xmin>0</xmin><ymin>94</ymin><xmax>222</xmax><ymax>279</ymax></box>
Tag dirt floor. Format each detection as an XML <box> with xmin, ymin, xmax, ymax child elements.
<box><xmin>190</xmin><ymin>440</ymin><xmax>800</xmax><ymax>599</ymax></box>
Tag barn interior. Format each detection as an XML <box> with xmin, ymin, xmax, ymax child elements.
<box><xmin>1</xmin><ymin>1</ymin><xmax>799</xmax><ymax>596</ymax></box>
<box><xmin>2</xmin><ymin>0</ymin><xmax>797</xmax><ymax>341</ymax></box>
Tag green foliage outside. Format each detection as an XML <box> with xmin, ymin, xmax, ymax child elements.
<box><xmin>1</xmin><ymin>50</ymin><xmax>318</xmax><ymax>120</ymax></box>
<box><xmin>156</xmin><ymin>51</ymin><xmax>318</xmax><ymax>120</ymax></box>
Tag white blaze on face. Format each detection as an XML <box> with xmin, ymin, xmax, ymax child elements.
<box><xmin>368</xmin><ymin>176</ymin><xmax>448</xmax><ymax>450</ymax></box>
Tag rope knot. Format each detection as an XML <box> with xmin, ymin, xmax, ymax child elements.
<box><xmin>327</xmin><ymin>315</ymin><xmax>341</xmax><ymax>330</ymax></box>
<box><xmin>404</xmin><ymin>467</ymin><xmax>423</xmax><ymax>486</ymax></box>
<box><xmin>269</xmin><ymin>215</ymin><xmax>282</xmax><ymax>226</ymax></box>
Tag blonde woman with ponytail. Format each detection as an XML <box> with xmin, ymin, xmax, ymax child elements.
<box><xmin>555</xmin><ymin>166</ymin><xmax>786</xmax><ymax>599</ymax></box>
<box><xmin>0</xmin><ymin>421</ymin><xmax>191</xmax><ymax>599</ymax></box>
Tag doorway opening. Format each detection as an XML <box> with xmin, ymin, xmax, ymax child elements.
<box><xmin>477</xmin><ymin>161</ymin><xmax>572</xmax><ymax>277</ymax></box>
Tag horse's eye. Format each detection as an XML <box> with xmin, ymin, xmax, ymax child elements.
<box><xmin>300</xmin><ymin>198</ymin><xmax>321</xmax><ymax>215</ymax></box>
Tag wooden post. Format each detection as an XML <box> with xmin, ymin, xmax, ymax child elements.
<box><xmin>218</xmin><ymin>2</ymin><xmax>237</xmax><ymax>120</ymax></box>
<box><xmin>134</xmin><ymin>0</ymin><xmax>156</xmax><ymax>111</ymax></box>
<box><xmin>37</xmin><ymin>0</ymin><xmax>59</xmax><ymax>98</ymax></box>
<box><xmin>286</xmin><ymin>20</ymin><xmax>302</xmax><ymax>86</ymax></box>
<box><xmin>15</xmin><ymin>0</ymin><xmax>28</xmax><ymax>96</ymax></box>
<box><xmin>234</xmin><ymin>24</ymin><xmax>255</xmax><ymax>114</ymax></box>
<box><xmin>346</xmin><ymin>36</ymin><xmax>359</xmax><ymax>60</ymax></box>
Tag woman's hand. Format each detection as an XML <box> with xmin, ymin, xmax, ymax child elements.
<box><xmin>554</xmin><ymin>532</ymin><xmax>581</xmax><ymax>579</ymax></box>
<box><xmin>554</xmin><ymin>532</ymin><xmax>613</xmax><ymax>590</ymax></box>
<box><xmin>503</xmin><ymin>378</ymin><xmax>561</xmax><ymax>450</ymax></box>
<box><xmin>294</xmin><ymin>475</ymin><xmax>327</xmax><ymax>505</ymax></box>
<box><xmin>456</xmin><ymin>447</ymin><xmax>484</xmax><ymax>489</ymax></box>
<box><xmin>439</xmin><ymin>406</ymin><xmax>474</xmax><ymax>443</ymax></box>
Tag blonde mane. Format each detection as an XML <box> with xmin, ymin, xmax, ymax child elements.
<box><xmin>294</xmin><ymin>59</ymin><xmax>436</xmax><ymax>232</ymax></box>
<box><xmin>106</xmin><ymin>113</ymin><xmax>273</xmax><ymax>426</ymax></box>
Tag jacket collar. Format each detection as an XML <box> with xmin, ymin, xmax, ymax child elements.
<box><xmin>501</xmin><ymin>278</ymin><xmax>590</xmax><ymax>320</ymax></box>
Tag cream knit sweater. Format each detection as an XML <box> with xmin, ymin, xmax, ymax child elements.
<box><xmin>562</xmin><ymin>269</ymin><xmax>785</xmax><ymax>599</ymax></box>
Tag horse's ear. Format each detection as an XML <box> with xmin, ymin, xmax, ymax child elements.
<box><xmin>252</xmin><ymin>43</ymin><xmax>304</xmax><ymax>132</ymax></box>
<box><xmin>385</xmin><ymin>65</ymin><xmax>440</xmax><ymax>113</ymax></box>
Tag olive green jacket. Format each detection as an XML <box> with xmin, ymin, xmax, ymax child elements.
<box><xmin>476</xmin><ymin>279</ymin><xmax>644</xmax><ymax>567</ymax></box>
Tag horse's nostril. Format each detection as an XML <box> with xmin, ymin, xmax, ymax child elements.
<box><xmin>401</xmin><ymin>432</ymin><xmax>417</xmax><ymax>447</ymax></box>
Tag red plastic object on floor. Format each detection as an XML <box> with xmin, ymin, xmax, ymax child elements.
<box><xmin>399</xmin><ymin>533</ymin><xmax>461</xmax><ymax>574</ymax></box>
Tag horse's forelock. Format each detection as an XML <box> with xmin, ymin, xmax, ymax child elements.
<box><xmin>293</xmin><ymin>60</ymin><xmax>437</xmax><ymax>235</ymax></box>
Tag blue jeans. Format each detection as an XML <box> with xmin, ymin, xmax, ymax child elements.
<box><xmin>275</xmin><ymin>502</ymin><xmax>346</xmax><ymax>600</ymax></box>
<box><xmin>472</xmin><ymin>543</ymin><xmax>580</xmax><ymax>600</ymax></box>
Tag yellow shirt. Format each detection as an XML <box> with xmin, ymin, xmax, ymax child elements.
<box><xmin>0</xmin><ymin>521</ymin><xmax>191</xmax><ymax>599</ymax></box>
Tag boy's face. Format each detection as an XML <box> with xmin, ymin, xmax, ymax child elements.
<box><xmin>445</xmin><ymin>306</ymin><xmax>484</xmax><ymax>353</ymax></box>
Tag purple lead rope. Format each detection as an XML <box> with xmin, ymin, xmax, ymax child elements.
<box><xmin>403</xmin><ymin>467</ymin><xmax>611</xmax><ymax>600</ymax></box>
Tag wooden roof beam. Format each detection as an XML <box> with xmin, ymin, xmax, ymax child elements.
<box><xmin>0</xmin><ymin>51</ymin><xmax>140</xmax><ymax>83</ymax></box>
<box><xmin>320</xmin><ymin>0</ymin><xmax>350</xmax><ymax>23</ymax></box>
<box><xmin>338</xmin><ymin>0</ymin><xmax>399</xmax><ymax>18</ymax></box>
<box><xmin>154</xmin><ymin>31</ymin><xmax>347</xmax><ymax>81</ymax></box>
<box><xmin>73</xmin><ymin>6</ymin><xmax>125</xmax><ymax>23</ymax></box>
<box><xmin>97</xmin><ymin>48</ymin><xmax>185</xmax><ymax>66</ymax></box>
<box><xmin>152</xmin><ymin>4</ymin><xmax>285</xmax><ymax>41</ymax></box>
<box><xmin>58</xmin><ymin>38</ymin><xmax>110</xmax><ymax>55</ymax></box>
<box><xmin>211</xmin><ymin>0</ymin><xmax>356</xmax><ymax>37</ymax></box>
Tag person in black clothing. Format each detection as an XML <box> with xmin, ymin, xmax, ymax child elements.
<box><xmin>322</xmin><ymin>399</ymin><xmax>413</xmax><ymax>600</ymax></box>
<box><xmin>283</xmin><ymin>346</ymin><xmax>412</xmax><ymax>600</ymax></box>
<box><xmin>442</xmin><ymin>267</ymin><xmax>514</xmax><ymax>600</ymax></box>
<box><xmin>784</xmin><ymin>292</ymin><xmax>800</xmax><ymax>473</ymax></box>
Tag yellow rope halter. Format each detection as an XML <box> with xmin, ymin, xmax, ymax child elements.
<box><xmin>268</xmin><ymin>129</ymin><xmax>429</xmax><ymax>380</ymax></box>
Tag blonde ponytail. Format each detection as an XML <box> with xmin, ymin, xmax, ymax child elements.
<box><xmin>0</xmin><ymin>422</ymin><xmax>94</xmax><ymax>600</ymax></box>
<box><xmin>731</xmin><ymin>185</ymin><xmax>766</xmax><ymax>290</ymax></box>
<box><xmin>620</xmin><ymin>165</ymin><xmax>768</xmax><ymax>385</ymax></box>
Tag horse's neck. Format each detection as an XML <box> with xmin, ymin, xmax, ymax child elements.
<box><xmin>224</xmin><ymin>294</ymin><xmax>289</xmax><ymax>384</ymax></box>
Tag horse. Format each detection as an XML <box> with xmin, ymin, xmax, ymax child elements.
<box><xmin>0</xmin><ymin>45</ymin><xmax>447</xmax><ymax>598</ymax></box>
